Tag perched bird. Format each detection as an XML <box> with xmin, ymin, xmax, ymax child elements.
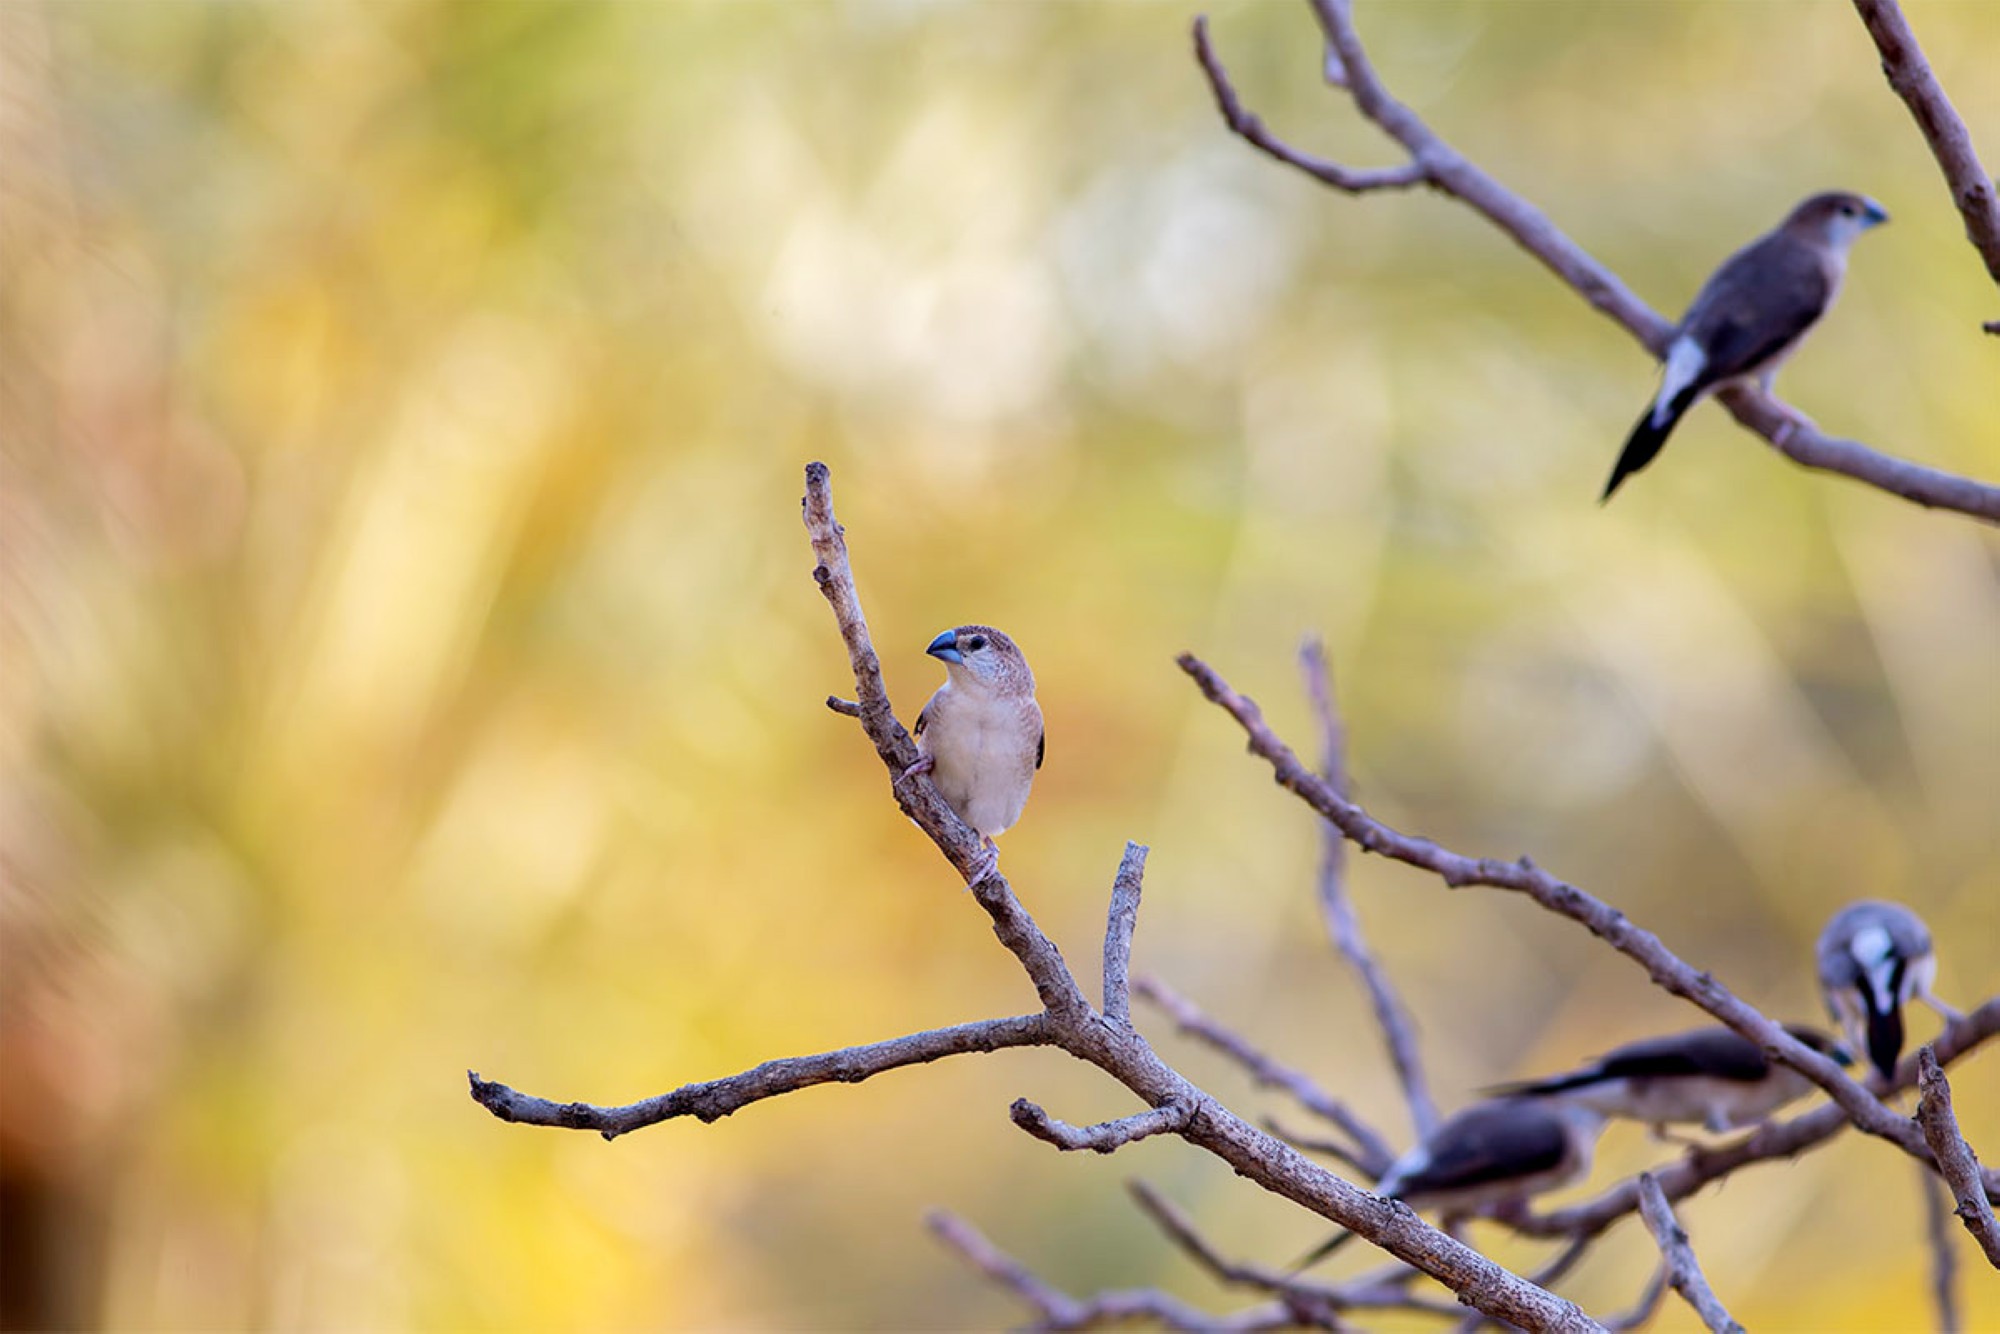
<box><xmin>1487</xmin><ymin>1024</ymin><xmax>1851</xmax><ymax>1138</ymax></box>
<box><xmin>1296</xmin><ymin>1097</ymin><xmax>1604</xmax><ymax>1268</ymax></box>
<box><xmin>903</xmin><ymin>625</ymin><xmax>1043</xmax><ymax>884</ymax></box>
<box><xmin>1817</xmin><ymin>900</ymin><xmax>1961</xmax><ymax>1080</ymax></box>
<box><xmin>1601</xmin><ymin>190</ymin><xmax>1889</xmax><ymax>501</ymax></box>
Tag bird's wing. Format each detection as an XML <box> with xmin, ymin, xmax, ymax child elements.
<box><xmin>1398</xmin><ymin>1108</ymin><xmax>1568</xmax><ymax>1197</ymax></box>
<box><xmin>1682</xmin><ymin>237</ymin><xmax>1832</xmax><ymax>387</ymax></box>
<box><xmin>1594</xmin><ymin>1029</ymin><xmax>1768</xmax><ymax>1084</ymax></box>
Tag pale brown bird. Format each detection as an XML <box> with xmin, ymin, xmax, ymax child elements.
<box><xmin>903</xmin><ymin>625</ymin><xmax>1043</xmax><ymax>884</ymax></box>
<box><xmin>1602</xmin><ymin>190</ymin><xmax>1889</xmax><ymax>501</ymax></box>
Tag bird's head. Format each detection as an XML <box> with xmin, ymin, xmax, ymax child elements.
<box><xmin>1785</xmin><ymin>191</ymin><xmax>1889</xmax><ymax>249</ymax></box>
<box><xmin>926</xmin><ymin>624</ymin><xmax>1034</xmax><ymax>693</ymax></box>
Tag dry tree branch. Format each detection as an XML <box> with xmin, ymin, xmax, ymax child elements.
<box><xmin>1916</xmin><ymin>1046</ymin><xmax>2000</xmax><ymax>1267</ymax></box>
<box><xmin>1635</xmin><ymin>1175</ymin><xmax>1744</xmax><ymax>1334</ymax></box>
<box><xmin>1920</xmin><ymin>1164</ymin><xmax>1962</xmax><ymax>1334</ymax></box>
<box><xmin>1301</xmin><ymin>637</ymin><xmax>1437</xmax><ymax>1138</ymax></box>
<box><xmin>1192</xmin><ymin>4</ymin><xmax>2000</xmax><ymax>523</ymax></box>
<box><xmin>1177</xmin><ymin>651</ymin><xmax>1980</xmax><ymax>1178</ymax></box>
<box><xmin>925</xmin><ymin>1210</ymin><xmax>1309</xmax><ymax>1333</ymax></box>
<box><xmin>1132</xmin><ymin>974</ymin><xmax>1396</xmax><ymax>1177</ymax></box>
<box><xmin>1010</xmin><ymin>1098</ymin><xmax>1195</xmax><ymax>1154</ymax></box>
<box><xmin>1849</xmin><ymin>0</ymin><xmax>2000</xmax><ymax>298</ymax></box>
<box><xmin>1103</xmin><ymin>842</ymin><xmax>1148</xmax><ymax>1026</ymax></box>
<box><xmin>467</xmin><ymin>1015</ymin><xmax>1053</xmax><ymax>1137</ymax></box>
<box><xmin>1600</xmin><ymin>1267</ymin><xmax>1671</xmax><ymax>1334</ymax></box>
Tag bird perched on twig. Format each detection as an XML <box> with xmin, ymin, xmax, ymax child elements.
<box><xmin>1295</xmin><ymin>1097</ymin><xmax>1604</xmax><ymax>1269</ymax></box>
<box><xmin>1601</xmin><ymin>190</ymin><xmax>1889</xmax><ymax>502</ymax></box>
<box><xmin>1817</xmin><ymin>900</ymin><xmax>1961</xmax><ymax>1080</ymax></box>
<box><xmin>1486</xmin><ymin>1024</ymin><xmax>1851</xmax><ymax>1140</ymax></box>
<box><xmin>902</xmin><ymin>625</ymin><xmax>1043</xmax><ymax>885</ymax></box>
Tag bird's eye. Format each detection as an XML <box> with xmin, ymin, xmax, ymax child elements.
<box><xmin>966</xmin><ymin>635</ymin><xmax>987</xmax><ymax>651</ymax></box>
<box><xmin>1838</xmin><ymin>203</ymin><xmax>1855</xmax><ymax>217</ymax></box>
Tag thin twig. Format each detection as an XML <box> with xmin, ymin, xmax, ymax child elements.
<box><xmin>1599</xmin><ymin>1266</ymin><xmax>1671</xmax><ymax>1333</ymax></box>
<box><xmin>1010</xmin><ymin>1098</ymin><xmax>1194</xmax><ymax>1154</ymax></box>
<box><xmin>467</xmin><ymin>1015</ymin><xmax>1053</xmax><ymax>1138</ymax></box>
<box><xmin>1179</xmin><ymin>650</ymin><xmax>1961</xmax><ymax>1172</ymax></box>
<box><xmin>825</xmin><ymin>695</ymin><xmax>862</xmax><ymax>718</ymax></box>
<box><xmin>1916</xmin><ymin>1046</ymin><xmax>2000</xmax><ymax>1267</ymax></box>
<box><xmin>1133</xmin><ymin>974</ymin><xmax>1395</xmax><ymax>1177</ymax></box>
<box><xmin>1103</xmin><ymin>842</ymin><xmax>1149</xmax><ymax>1026</ymax></box>
<box><xmin>1125</xmin><ymin>1181</ymin><xmax>1465</xmax><ymax>1320</ymax></box>
<box><xmin>1300</xmin><ymin>638</ymin><xmax>1436</xmax><ymax>1138</ymax></box>
<box><xmin>1191</xmin><ymin>16</ymin><xmax>1427</xmax><ymax>195</ymax></box>
<box><xmin>926</xmin><ymin>1209</ymin><xmax>1313</xmax><ymax>1333</ymax></box>
<box><xmin>1920</xmin><ymin>1163</ymin><xmax>1962</xmax><ymax>1334</ymax></box>
<box><xmin>1263</xmin><ymin>1115</ymin><xmax>1373</xmax><ymax>1176</ymax></box>
<box><xmin>1193</xmin><ymin>3</ymin><xmax>2000</xmax><ymax>523</ymax></box>
<box><xmin>1850</xmin><ymin>0</ymin><xmax>2000</xmax><ymax>290</ymax></box>
<box><xmin>1636</xmin><ymin>1174</ymin><xmax>1744</xmax><ymax>1334</ymax></box>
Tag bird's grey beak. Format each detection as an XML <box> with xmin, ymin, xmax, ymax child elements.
<box><xmin>1864</xmin><ymin>200</ymin><xmax>1889</xmax><ymax>227</ymax></box>
<box><xmin>926</xmin><ymin>630</ymin><xmax>962</xmax><ymax>664</ymax></box>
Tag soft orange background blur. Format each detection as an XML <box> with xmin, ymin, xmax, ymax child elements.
<box><xmin>4</xmin><ymin>1</ymin><xmax>1997</xmax><ymax>1329</ymax></box>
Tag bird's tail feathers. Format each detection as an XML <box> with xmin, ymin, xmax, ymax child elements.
<box><xmin>1600</xmin><ymin>388</ymin><xmax>1696</xmax><ymax>503</ymax></box>
<box><xmin>1481</xmin><ymin>1072</ymin><xmax>1594</xmax><ymax>1099</ymax></box>
<box><xmin>1864</xmin><ymin>992</ymin><xmax>1906</xmax><ymax>1080</ymax></box>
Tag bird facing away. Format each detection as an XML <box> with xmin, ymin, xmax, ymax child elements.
<box><xmin>1296</xmin><ymin>1097</ymin><xmax>1605</xmax><ymax>1269</ymax></box>
<box><xmin>1601</xmin><ymin>190</ymin><xmax>1889</xmax><ymax>502</ymax></box>
<box><xmin>903</xmin><ymin>625</ymin><xmax>1043</xmax><ymax>884</ymax></box>
<box><xmin>1817</xmin><ymin>900</ymin><xmax>1961</xmax><ymax>1080</ymax></box>
<box><xmin>1486</xmin><ymin>1024</ymin><xmax>1852</xmax><ymax>1137</ymax></box>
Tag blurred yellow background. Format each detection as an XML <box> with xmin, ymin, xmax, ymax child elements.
<box><xmin>4</xmin><ymin>0</ymin><xmax>1997</xmax><ymax>1329</ymax></box>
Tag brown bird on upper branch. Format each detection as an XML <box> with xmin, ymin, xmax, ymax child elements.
<box><xmin>902</xmin><ymin>625</ymin><xmax>1043</xmax><ymax>885</ymax></box>
<box><xmin>1601</xmin><ymin>190</ymin><xmax>1889</xmax><ymax>502</ymax></box>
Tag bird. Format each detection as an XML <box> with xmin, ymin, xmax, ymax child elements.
<box><xmin>901</xmin><ymin>624</ymin><xmax>1043</xmax><ymax>885</ymax></box>
<box><xmin>1601</xmin><ymin>190</ymin><xmax>1889</xmax><ymax>502</ymax></box>
<box><xmin>1486</xmin><ymin>1024</ymin><xmax>1852</xmax><ymax>1139</ymax></box>
<box><xmin>1295</xmin><ymin>1097</ymin><xmax>1605</xmax><ymax>1269</ymax></box>
<box><xmin>1817</xmin><ymin>900</ymin><xmax>1961</xmax><ymax>1080</ymax></box>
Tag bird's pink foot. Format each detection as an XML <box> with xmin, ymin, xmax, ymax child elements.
<box><xmin>900</xmin><ymin>753</ymin><xmax>935</xmax><ymax>783</ymax></box>
<box><xmin>966</xmin><ymin>840</ymin><xmax>1000</xmax><ymax>887</ymax></box>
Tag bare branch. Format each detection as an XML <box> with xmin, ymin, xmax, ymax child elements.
<box><xmin>1191</xmin><ymin>15</ymin><xmax>1427</xmax><ymax>195</ymax></box>
<box><xmin>1011</xmin><ymin>1098</ymin><xmax>1194</xmax><ymax>1154</ymax></box>
<box><xmin>825</xmin><ymin>695</ymin><xmax>862</xmax><ymax>718</ymax></box>
<box><xmin>926</xmin><ymin>1209</ymin><xmax>1310</xmax><ymax>1333</ymax></box>
<box><xmin>1179</xmin><ymin>650</ymin><xmax>1954</xmax><ymax>1168</ymax></box>
<box><xmin>1192</xmin><ymin>4</ymin><xmax>2000</xmax><ymax>524</ymax></box>
<box><xmin>1103</xmin><ymin>842</ymin><xmax>1150</xmax><ymax>1027</ymax></box>
<box><xmin>1300</xmin><ymin>638</ymin><xmax>1436</xmax><ymax>1138</ymax></box>
<box><xmin>1850</xmin><ymin>0</ymin><xmax>2000</xmax><ymax>291</ymax></box>
<box><xmin>1636</xmin><ymin>1174</ymin><xmax>1744</xmax><ymax>1334</ymax></box>
<box><xmin>1134</xmin><ymin>974</ymin><xmax>1395</xmax><ymax>1177</ymax></box>
<box><xmin>467</xmin><ymin>1014</ymin><xmax>1053</xmax><ymax>1138</ymax></box>
<box><xmin>1917</xmin><ymin>1046</ymin><xmax>2000</xmax><ymax>1267</ymax></box>
<box><xmin>1921</xmin><ymin>1164</ymin><xmax>1962</xmax><ymax>1334</ymax></box>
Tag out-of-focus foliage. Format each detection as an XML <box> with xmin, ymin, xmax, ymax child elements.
<box><xmin>2</xmin><ymin>0</ymin><xmax>1996</xmax><ymax>1328</ymax></box>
